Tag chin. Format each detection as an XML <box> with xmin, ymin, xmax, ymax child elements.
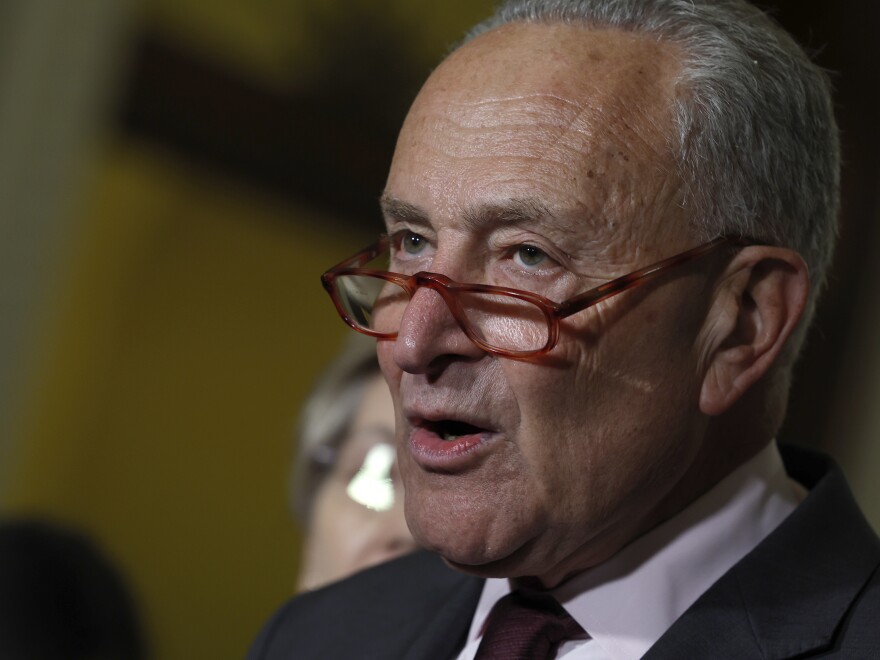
<box><xmin>411</xmin><ymin>516</ymin><xmax>541</xmax><ymax>578</ymax></box>
<box><xmin>441</xmin><ymin>538</ymin><xmax>566</xmax><ymax>585</ymax></box>
<box><xmin>442</xmin><ymin>551</ymin><xmax>525</xmax><ymax>578</ymax></box>
<box><xmin>413</xmin><ymin>525</ymin><xmax>493</xmax><ymax>565</ymax></box>
<box><xmin>402</xmin><ymin>467</ymin><xmax>548</xmax><ymax>572</ymax></box>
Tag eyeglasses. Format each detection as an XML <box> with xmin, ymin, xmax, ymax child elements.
<box><xmin>321</xmin><ymin>236</ymin><xmax>739</xmax><ymax>360</ymax></box>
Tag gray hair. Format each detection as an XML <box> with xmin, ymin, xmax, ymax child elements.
<box><xmin>290</xmin><ymin>333</ymin><xmax>381</xmax><ymax>523</ymax></box>
<box><xmin>467</xmin><ymin>0</ymin><xmax>840</xmax><ymax>346</ymax></box>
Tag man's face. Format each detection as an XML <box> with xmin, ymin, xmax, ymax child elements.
<box><xmin>379</xmin><ymin>23</ymin><xmax>716</xmax><ymax>587</ymax></box>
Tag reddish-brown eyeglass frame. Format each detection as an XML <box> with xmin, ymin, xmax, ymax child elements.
<box><xmin>321</xmin><ymin>235</ymin><xmax>743</xmax><ymax>360</ymax></box>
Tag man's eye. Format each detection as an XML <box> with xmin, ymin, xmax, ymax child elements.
<box><xmin>402</xmin><ymin>232</ymin><xmax>427</xmax><ymax>255</ymax></box>
<box><xmin>514</xmin><ymin>245</ymin><xmax>547</xmax><ymax>268</ymax></box>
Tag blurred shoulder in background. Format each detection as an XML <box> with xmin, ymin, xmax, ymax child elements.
<box><xmin>0</xmin><ymin>517</ymin><xmax>147</xmax><ymax>660</ymax></box>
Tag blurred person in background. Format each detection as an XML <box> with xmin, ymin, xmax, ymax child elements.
<box><xmin>0</xmin><ymin>518</ymin><xmax>147</xmax><ymax>660</ymax></box>
<box><xmin>292</xmin><ymin>333</ymin><xmax>418</xmax><ymax>591</ymax></box>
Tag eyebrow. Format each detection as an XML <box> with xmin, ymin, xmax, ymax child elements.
<box><xmin>379</xmin><ymin>194</ymin><xmax>555</xmax><ymax>232</ymax></box>
<box><xmin>379</xmin><ymin>195</ymin><xmax>431</xmax><ymax>227</ymax></box>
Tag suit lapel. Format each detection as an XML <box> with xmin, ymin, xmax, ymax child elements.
<box><xmin>645</xmin><ymin>446</ymin><xmax>880</xmax><ymax>659</ymax></box>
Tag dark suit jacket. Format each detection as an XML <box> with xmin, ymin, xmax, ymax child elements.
<box><xmin>249</xmin><ymin>446</ymin><xmax>880</xmax><ymax>659</ymax></box>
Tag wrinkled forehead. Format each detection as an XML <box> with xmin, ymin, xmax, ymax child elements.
<box><xmin>388</xmin><ymin>23</ymin><xmax>686</xmax><ymax>246</ymax></box>
<box><xmin>402</xmin><ymin>22</ymin><xmax>682</xmax><ymax>153</ymax></box>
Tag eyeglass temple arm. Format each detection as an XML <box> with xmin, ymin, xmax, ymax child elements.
<box><xmin>556</xmin><ymin>237</ymin><xmax>742</xmax><ymax>318</ymax></box>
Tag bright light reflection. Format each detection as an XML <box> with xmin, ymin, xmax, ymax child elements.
<box><xmin>346</xmin><ymin>443</ymin><xmax>395</xmax><ymax>512</ymax></box>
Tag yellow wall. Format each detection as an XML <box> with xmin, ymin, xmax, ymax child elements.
<box><xmin>6</xmin><ymin>140</ymin><xmax>371</xmax><ymax>658</ymax></box>
<box><xmin>141</xmin><ymin>0</ymin><xmax>496</xmax><ymax>85</ymax></box>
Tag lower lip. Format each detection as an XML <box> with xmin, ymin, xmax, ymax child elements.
<box><xmin>409</xmin><ymin>426</ymin><xmax>498</xmax><ymax>471</ymax></box>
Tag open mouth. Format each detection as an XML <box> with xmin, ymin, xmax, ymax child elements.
<box><xmin>422</xmin><ymin>419</ymin><xmax>487</xmax><ymax>441</ymax></box>
<box><xmin>408</xmin><ymin>416</ymin><xmax>499</xmax><ymax>470</ymax></box>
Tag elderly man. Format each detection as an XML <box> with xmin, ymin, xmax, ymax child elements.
<box><xmin>251</xmin><ymin>1</ymin><xmax>879</xmax><ymax>658</ymax></box>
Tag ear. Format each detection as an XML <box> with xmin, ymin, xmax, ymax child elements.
<box><xmin>698</xmin><ymin>246</ymin><xmax>809</xmax><ymax>416</ymax></box>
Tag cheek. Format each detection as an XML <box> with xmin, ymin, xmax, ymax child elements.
<box><xmin>495</xmin><ymin>356</ymin><xmax>597</xmax><ymax>513</ymax></box>
<box><xmin>499</xmin><ymin>304</ymin><xmax>699</xmax><ymax>515</ymax></box>
<box><xmin>501</xmin><ymin>341</ymin><xmax>599</xmax><ymax>442</ymax></box>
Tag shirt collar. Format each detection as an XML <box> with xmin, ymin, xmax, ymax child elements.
<box><xmin>466</xmin><ymin>442</ymin><xmax>803</xmax><ymax>660</ymax></box>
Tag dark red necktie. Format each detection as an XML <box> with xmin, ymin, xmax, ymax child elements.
<box><xmin>474</xmin><ymin>591</ymin><xmax>586</xmax><ymax>660</ymax></box>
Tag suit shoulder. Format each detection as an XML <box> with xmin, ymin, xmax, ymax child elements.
<box><xmin>247</xmin><ymin>551</ymin><xmax>482</xmax><ymax>660</ymax></box>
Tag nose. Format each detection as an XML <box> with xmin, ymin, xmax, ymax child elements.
<box><xmin>392</xmin><ymin>284</ymin><xmax>484</xmax><ymax>374</ymax></box>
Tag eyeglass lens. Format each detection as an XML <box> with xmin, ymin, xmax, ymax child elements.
<box><xmin>333</xmin><ymin>273</ymin><xmax>552</xmax><ymax>353</ymax></box>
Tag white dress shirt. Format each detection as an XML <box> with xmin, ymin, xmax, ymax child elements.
<box><xmin>456</xmin><ymin>442</ymin><xmax>805</xmax><ymax>660</ymax></box>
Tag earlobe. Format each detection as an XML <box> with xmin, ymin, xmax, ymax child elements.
<box><xmin>699</xmin><ymin>247</ymin><xmax>809</xmax><ymax>416</ymax></box>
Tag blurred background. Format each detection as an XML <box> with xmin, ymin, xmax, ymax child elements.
<box><xmin>0</xmin><ymin>1</ymin><xmax>877</xmax><ymax>658</ymax></box>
